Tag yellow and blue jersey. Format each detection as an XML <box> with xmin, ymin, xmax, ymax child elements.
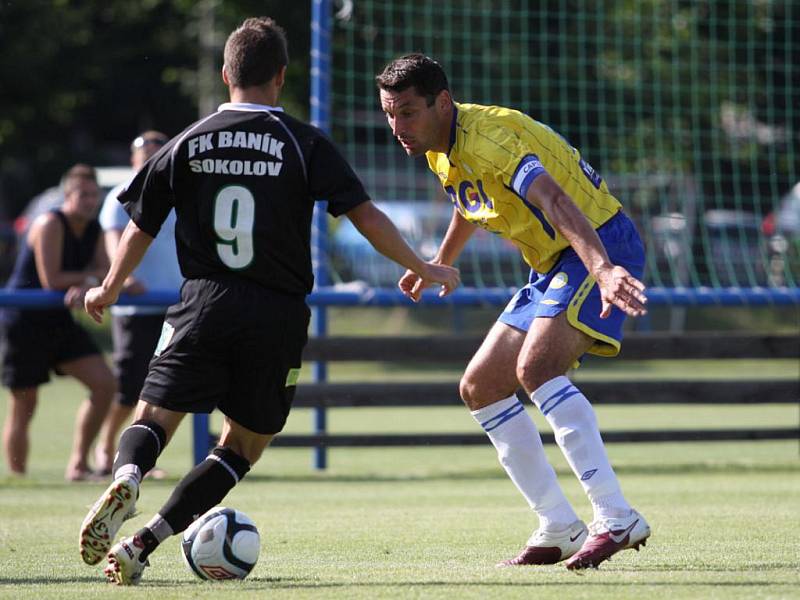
<box><xmin>426</xmin><ymin>102</ymin><xmax>621</xmax><ymax>274</ymax></box>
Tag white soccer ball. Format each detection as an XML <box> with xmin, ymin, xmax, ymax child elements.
<box><xmin>181</xmin><ymin>506</ymin><xmax>260</xmax><ymax>581</ymax></box>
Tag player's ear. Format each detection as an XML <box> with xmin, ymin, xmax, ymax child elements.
<box><xmin>221</xmin><ymin>65</ymin><xmax>231</xmax><ymax>86</ymax></box>
<box><xmin>274</xmin><ymin>65</ymin><xmax>287</xmax><ymax>89</ymax></box>
<box><xmin>437</xmin><ymin>89</ymin><xmax>452</xmax><ymax>111</ymax></box>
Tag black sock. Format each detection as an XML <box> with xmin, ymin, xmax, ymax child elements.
<box><xmin>159</xmin><ymin>446</ymin><xmax>250</xmax><ymax>534</ymax></box>
<box><xmin>112</xmin><ymin>419</ymin><xmax>167</xmax><ymax>480</ymax></box>
<box><xmin>133</xmin><ymin>527</ymin><xmax>160</xmax><ymax>562</ymax></box>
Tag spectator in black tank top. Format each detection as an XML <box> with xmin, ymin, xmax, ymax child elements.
<box><xmin>0</xmin><ymin>165</ymin><xmax>116</xmax><ymax>481</ymax></box>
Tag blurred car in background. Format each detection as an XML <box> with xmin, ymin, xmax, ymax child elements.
<box><xmin>700</xmin><ymin>209</ymin><xmax>768</xmax><ymax>287</ymax></box>
<box><xmin>2</xmin><ymin>166</ymin><xmax>132</xmax><ymax>285</ymax></box>
<box><xmin>327</xmin><ymin>200</ymin><xmax>527</xmax><ymax>288</ymax></box>
<box><xmin>12</xmin><ymin>186</ymin><xmax>63</xmax><ymax>238</ymax></box>
<box><xmin>762</xmin><ymin>182</ymin><xmax>800</xmax><ymax>286</ymax></box>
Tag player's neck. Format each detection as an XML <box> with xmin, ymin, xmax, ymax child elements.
<box><xmin>228</xmin><ymin>85</ymin><xmax>280</xmax><ymax>108</ymax></box>
<box><xmin>433</xmin><ymin>103</ymin><xmax>455</xmax><ymax>153</ymax></box>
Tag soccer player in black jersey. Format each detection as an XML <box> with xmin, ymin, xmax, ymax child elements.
<box><xmin>78</xmin><ymin>17</ymin><xmax>460</xmax><ymax>585</ymax></box>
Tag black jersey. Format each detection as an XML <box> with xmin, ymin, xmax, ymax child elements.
<box><xmin>119</xmin><ymin>103</ymin><xmax>369</xmax><ymax>295</ymax></box>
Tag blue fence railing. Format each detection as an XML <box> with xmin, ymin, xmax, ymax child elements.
<box><xmin>1</xmin><ymin>285</ymin><xmax>797</xmax><ymax>467</ymax></box>
<box><xmin>1</xmin><ymin>286</ymin><xmax>799</xmax><ymax>310</ymax></box>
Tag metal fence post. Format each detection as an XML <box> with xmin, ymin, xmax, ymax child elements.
<box><xmin>310</xmin><ymin>0</ymin><xmax>332</xmax><ymax>470</ymax></box>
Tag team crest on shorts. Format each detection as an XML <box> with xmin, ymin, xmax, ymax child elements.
<box><xmin>285</xmin><ymin>368</ymin><xmax>300</xmax><ymax>387</ymax></box>
<box><xmin>154</xmin><ymin>322</ymin><xmax>175</xmax><ymax>357</ymax></box>
<box><xmin>550</xmin><ymin>272</ymin><xmax>569</xmax><ymax>289</ymax></box>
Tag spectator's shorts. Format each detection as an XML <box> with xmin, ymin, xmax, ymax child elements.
<box><xmin>1</xmin><ymin>311</ymin><xmax>100</xmax><ymax>388</ymax></box>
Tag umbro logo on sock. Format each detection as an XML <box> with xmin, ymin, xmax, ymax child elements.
<box><xmin>580</xmin><ymin>469</ymin><xmax>597</xmax><ymax>481</ymax></box>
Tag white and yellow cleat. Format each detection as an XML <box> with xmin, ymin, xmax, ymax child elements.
<box><xmin>104</xmin><ymin>535</ymin><xmax>149</xmax><ymax>586</ymax></box>
<box><xmin>79</xmin><ymin>477</ymin><xmax>138</xmax><ymax>566</ymax></box>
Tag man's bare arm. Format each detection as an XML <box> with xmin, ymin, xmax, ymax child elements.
<box><xmin>526</xmin><ymin>174</ymin><xmax>647</xmax><ymax>317</ymax></box>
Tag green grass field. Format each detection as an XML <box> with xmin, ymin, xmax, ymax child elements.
<box><xmin>1</xmin><ymin>373</ymin><xmax>798</xmax><ymax>599</ymax></box>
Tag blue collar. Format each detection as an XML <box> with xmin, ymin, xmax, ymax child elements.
<box><xmin>447</xmin><ymin>104</ymin><xmax>459</xmax><ymax>156</ymax></box>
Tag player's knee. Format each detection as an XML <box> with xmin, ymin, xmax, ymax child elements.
<box><xmin>516</xmin><ymin>357</ymin><xmax>563</xmax><ymax>394</ymax></box>
<box><xmin>458</xmin><ymin>373</ymin><xmax>483</xmax><ymax>410</ymax></box>
<box><xmin>515</xmin><ymin>360</ymin><xmax>541</xmax><ymax>392</ymax></box>
<box><xmin>459</xmin><ymin>373</ymin><xmax>512</xmax><ymax>411</ymax></box>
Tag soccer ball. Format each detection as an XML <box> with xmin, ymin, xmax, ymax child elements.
<box><xmin>181</xmin><ymin>506</ymin><xmax>260</xmax><ymax>580</ymax></box>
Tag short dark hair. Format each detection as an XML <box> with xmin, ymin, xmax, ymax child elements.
<box><xmin>376</xmin><ymin>54</ymin><xmax>450</xmax><ymax>106</ymax></box>
<box><xmin>223</xmin><ymin>17</ymin><xmax>288</xmax><ymax>88</ymax></box>
<box><xmin>61</xmin><ymin>163</ymin><xmax>96</xmax><ymax>193</ymax></box>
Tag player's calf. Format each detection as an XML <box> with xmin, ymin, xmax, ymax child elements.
<box><xmin>79</xmin><ymin>418</ymin><xmax>166</xmax><ymax>566</ymax></box>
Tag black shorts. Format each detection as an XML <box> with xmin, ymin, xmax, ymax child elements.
<box><xmin>111</xmin><ymin>313</ymin><xmax>166</xmax><ymax>407</ymax></box>
<box><xmin>0</xmin><ymin>311</ymin><xmax>100</xmax><ymax>389</ymax></box>
<box><xmin>140</xmin><ymin>277</ymin><xmax>310</xmax><ymax>435</ymax></box>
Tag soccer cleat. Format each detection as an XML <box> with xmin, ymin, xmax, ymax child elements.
<box><xmin>565</xmin><ymin>509</ymin><xmax>651</xmax><ymax>571</ymax></box>
<box><xmin>497</xmin><ymin>520</ymin><xmax>588</xmax><ymax>566</ymax></box>
<box><xmin>79</xmin><ymin>477</ymin><xmax>139</xmax><ymax>565</ymax></box>
<box><xmin>104</xmin><ymin>535</ymin><xmax>150</xmax><ymax>586</ymax></box>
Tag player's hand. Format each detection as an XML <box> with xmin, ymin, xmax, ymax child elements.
<box><xmin>400</xmin><ymin>263</ymin><xmax>460</xmax><ymax>302</ymax></box>
<box><xmin>398</xmin><ymin>269</ymin><xmax>427</xmax><ymax>302</ymax></box>
<box><xmin>595</xmin><ymin>265</ymin><xmax>647</xmax><ymax>318</ymax></box>
<box><xmin>422</xmin><ymin>263</ymin><xmax>460</xmax><ymax>297</ymax></box>
<box><xmin>84</xmin><ymin>285</ymin><xmax>119</xmax><ymax>323</ymax></box>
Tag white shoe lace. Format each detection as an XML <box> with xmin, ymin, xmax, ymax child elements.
<box><xmin>588</xmin><ymin>510</ymin><xmax>639</xmax><ymax>537</ymax></box>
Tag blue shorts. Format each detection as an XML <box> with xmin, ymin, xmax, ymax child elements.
<box><xmin>498</xmin><ymin>211</ymin><xmax>645</xmax><ymax>357</ymax></box>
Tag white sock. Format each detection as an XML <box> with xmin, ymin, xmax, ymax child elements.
<box><xmin>531</xmin><ymin>376</ymin><xmax>631</xmax><ymax>521</ymax></box>
<box><xmin>472</xmin><ymin>395</ymin><xmax>579</xmax><ymax>530</ymax></box>
<box><xmin>113</xmin><ymin>464</ymin><xmax>142</xmax><ymax>485</ymax></box>
<box><xmin>145</xmin><ymin>514</ymin><xmax>174</xmax><ymax>543</ymax></box>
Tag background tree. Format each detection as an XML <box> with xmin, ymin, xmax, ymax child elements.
<box><xmin>0</xmin><ymin>0</ymin><xmax>310</xmax><ymax>218</ymax></box>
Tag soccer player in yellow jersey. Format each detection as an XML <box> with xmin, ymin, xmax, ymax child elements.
<box><xmin>377</xmin><ymin>54</ymin><xmax>650</xmax><ymax>570</ymax></box>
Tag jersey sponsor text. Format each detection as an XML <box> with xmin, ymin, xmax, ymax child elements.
<box><xmin>188</xmin><ymin>159</ymin><xmax>282</xmax><ymax>176</ymax></box>
<box><xmin>187</xmin><ymin>131</ymin><xmax>285</xmax><ymax>159</ymax></box>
